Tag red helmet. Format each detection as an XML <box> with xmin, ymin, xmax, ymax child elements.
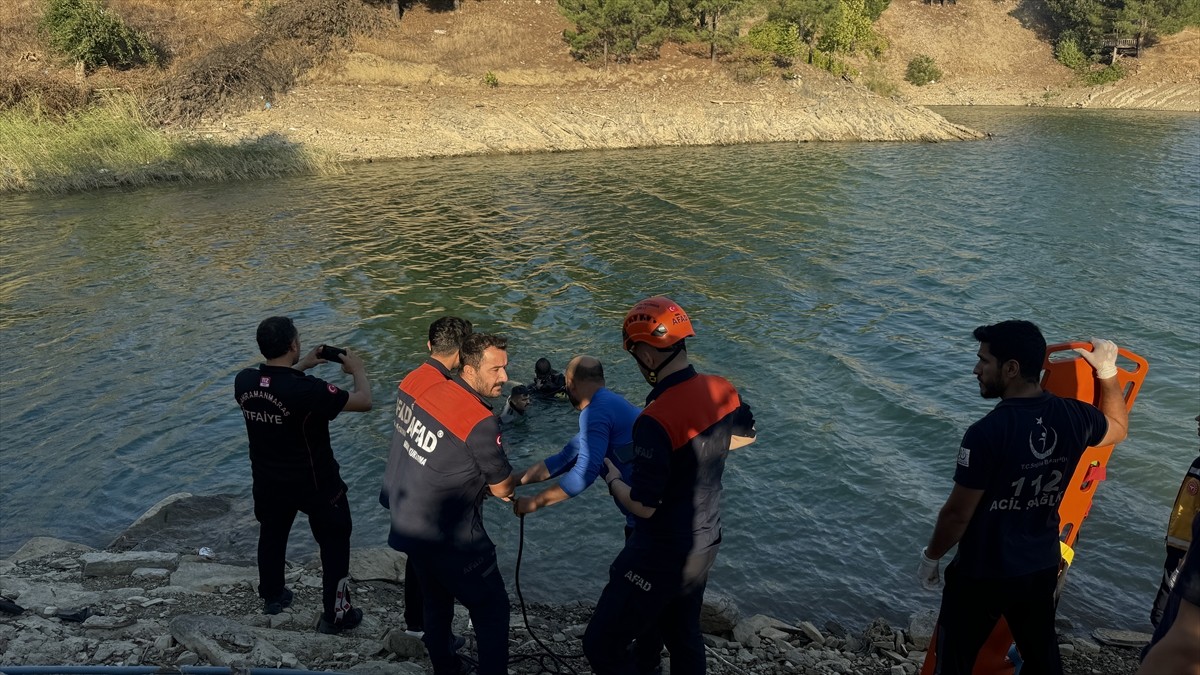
<box><xmin>622</xmin><ymin>296</ymin><xmax>694</xmax><ymax>351</ymax></box>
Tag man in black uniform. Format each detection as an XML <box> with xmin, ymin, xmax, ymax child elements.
<box><xmin>381</xmin><ymin>332</ymin><xmax>516</xmax><ymax>675</ymax></box>
<box><xmin>234</xmin><ymin>316</ymin><xmax>373</xmax><ymax>634</ymax></box>
<box><xmin>390</xmin><ymin>316</ymin><xmax>473</xmax><ymax>638</ymax></box>
<box><xmin>918</xmin><ymin>321</ymin><xmax>1129</xmax><ymax>675</ymax></box>
<box><xmin>585</xmin><ymin>296</ymin><xmax>756</xmax><ymax>675</ymax></box>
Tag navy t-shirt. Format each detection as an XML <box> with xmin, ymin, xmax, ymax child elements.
<box><xmin>953</xmin><ymin>392</ymin><xmax>1107</xmax><ymax>578</ymax></box>
<box><xmin>234</xmin><ymin>364</ymin><xmax>350</xmax><ymax>498</ymax></box>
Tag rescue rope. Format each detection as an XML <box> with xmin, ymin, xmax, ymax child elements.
<box><xmin>512</xmin><ymin>513</ymin><xmax>583</xmax><ymax>674</ymax></box>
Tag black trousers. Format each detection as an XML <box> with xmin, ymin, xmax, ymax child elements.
<box><xmin>584</xmin><ymin>544</ymin><xmax>717</xmax><ymax>675</ymax></box>
<box><xmin>404</xmin><ymin>556</ymin><xmax>424</xmax><ymax>629</ymax></box>
<box><xmin>1151</xmin><ymin>545</ymin><xmax>1186</xmax><ymax>627</ymax></box>
<box><xmin>933</xmin><ymin>561</ymin><xmax>1062</xmax><ymax>675</ymax></box>
<box><xmin>253</xmin><ymin>483</ymin><xmax>352</xmax><ymax>620</ymax></box>
<box><xmin>408</xmin><ymin>546</ymin><xmax>510</xmax><ymax>675</ymax></box>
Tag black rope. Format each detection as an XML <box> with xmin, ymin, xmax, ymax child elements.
<box><xmin>513</xmin><ymin>513</ymin><xmax>584</xmax><ymax>674</ymax></box>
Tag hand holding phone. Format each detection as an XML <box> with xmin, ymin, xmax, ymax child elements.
<box><xmin>318</xmin><ymin>345</ymin><xmax>346</xmax><ymax>363</ymax></box>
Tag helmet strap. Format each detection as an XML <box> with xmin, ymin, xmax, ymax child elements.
<box><xmin>638</xmin><ymin>344</ymin><xmax>684</xmax><ymax>385</ymax></box>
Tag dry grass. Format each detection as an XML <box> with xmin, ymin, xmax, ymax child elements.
<box><xmin>0</xmin><ymin>92</ymin><xmax>341</xmax><ymax>193</ymax></box>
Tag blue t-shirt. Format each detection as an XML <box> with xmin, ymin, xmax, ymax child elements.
<box><xmin>543</xmin><ymin>387</ymin><xmax>641</xmax><ymax>525</ymax></box>
<box><xmin>952</xmin><ymin>392</ymin><xmax>1107</xmax><ymax>578</ymax></box>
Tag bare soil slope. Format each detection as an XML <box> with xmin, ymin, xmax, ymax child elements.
<box><xmin>874</xmin><ymin>0</ymin><xmax>1200</xmax><ymax>109</ymax></box>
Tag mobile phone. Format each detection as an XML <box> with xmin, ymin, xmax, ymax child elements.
<box><xmin>318</xmin><ymin>345</ymin><xmax>346</xmax><ymax>363</ymax></box>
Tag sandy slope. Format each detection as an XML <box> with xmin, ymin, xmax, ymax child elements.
<box><xmin>874</xmin><ymin>0</ymin><xmax>1200</xmax><ymax>109</ymax></box>
<box><xmin>198</xmin><ymin>0</ymin><xmax>1197</xmax><ymax>161</ymax></box>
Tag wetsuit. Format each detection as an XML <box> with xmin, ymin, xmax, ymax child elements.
<box><xmin>934</xmin><ymin>392</ymin><xmax>1107</xmax><ymax>675</ymax></box>
<box><xmin>584</xmin><ymin>366</ymin><xmax>755</xmax><ymax>675</ymax></box>
<box><xmin>381</xmin><ymin>370</ymin><xmax>512</xmax><ymax>675</ymax></box>
<box><xmin>1151</xmin><ymin>455</ymin><xmax>1200</xmax><ymax>626</ymax></box>
<box><xmin>234</xmin><ymin>364</ymin><xmax>352</xmax><ymax>622</ymax></box>
<box><xmin>543</xmin><ymin>386</ymin><xmax>641</xmax><ymax>528</ymax></box>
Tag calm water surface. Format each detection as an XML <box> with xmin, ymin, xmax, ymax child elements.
<box><xmin>1</xmin><ymin>107</ymin><xmax>1197</xmax><ymax>632</ymax></box>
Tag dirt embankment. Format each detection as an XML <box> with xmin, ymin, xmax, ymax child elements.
<box><xmin>874</xmin><ymin>0</ymin><xmax>1200</xmax><ymax>109</ymax></box>
<box><xmin>197</xmin><ymin>0</ymin><xmax>1196</xmax><ymax>161</ymax></box>
<box><xmin>8</xmin><ymin>0</ymin><xmax>1198</xmax><ymax>164</ymax></box>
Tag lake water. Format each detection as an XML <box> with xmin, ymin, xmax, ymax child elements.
<box><xmin>1</xmin><ymin>107</ymin><xmax>1197</xmax><ymax>633</ymax></box>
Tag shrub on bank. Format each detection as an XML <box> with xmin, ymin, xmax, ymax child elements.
<box><xmin>1083</xmin><ymin>60</ymin><xmax>1126</xmax><ymax>85</ymax></box>
<box><xmin>0</xmin><ymin>95</ymin><xmax>341</xmax><ymax>194</ymax></box>
<box><xmin>905</xmin><ymin>54</ymin><xmax>941</xmax><ymax>86</ymax></box>
<box><xmin>38</xmin><ymin>0</ymin><xmax>157</xmax><ymax>70</ymax></box>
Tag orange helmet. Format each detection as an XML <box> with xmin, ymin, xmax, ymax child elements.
<box><xmin>622</xmin><ymin>296</ymin><xmax>694</xmax><ymax>351</ymax></box>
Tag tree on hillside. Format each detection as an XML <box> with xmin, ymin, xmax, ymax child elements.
<box><xmin>765</xmin><ymin>0</ymin><xmax>838</xmax><ymax>46</ymax></box>
<box><xmin>559</xmin><ymin>0</ymin><xmax>670</xmax><ymax>64</ymax></box>
<box><xmin>693</xmin><ymin>0</ymin><xmax>750</xmax><ymax>60</ymax></box>
<box><xmin>1045</xmin><ymin>0</ymin><xmax>1198</xmax><ymax>58</ymax></box>
<box><xmin>819</xmin><ymin>0</ymin><xmax>876</xmax><ymax>53</ymax></box>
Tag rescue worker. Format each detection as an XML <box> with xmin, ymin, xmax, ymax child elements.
<box><xmin>513</xmin><ymin>355</ymin><xmax>640</xmax><ymax>524</ymax></box>
<box><xmin>584</xmin><ymin>297</ymin><xmax>757</xmax><ymax>675</ymax></box>
<box><xmin>381</xmin><ymin>332</ymin><xmax>516</xmax><ymax>675</ymax></box>
<box><xmin>1150</xmin><ymin>414</ymin><xmax>1200</xmax><ymax>627</ymax></box>
<box><xmin>385</xmin><ymin>316</ymin><xmax>473</xmax><ymax>638</ymax></box>
<box><xmin>918</xmin><ymin>321</ymin><xmax>1128</xmax><ymax>675</ymax></box>
<box><xmin>234</xmin><ymin>316</ymin><xmax>372</xmax><ymax>634</ymax></box>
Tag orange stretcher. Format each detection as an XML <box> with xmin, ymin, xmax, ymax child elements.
<box><xmin>920</xmin><ymin>342</ymin><xmax>1149</xmax><ymax>675</ymax></box>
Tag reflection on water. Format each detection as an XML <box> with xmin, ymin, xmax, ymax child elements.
<box><xmin>1</xmin><ymin>108</ymin><xmax>1197</xmax><ymax>631</ymax></box>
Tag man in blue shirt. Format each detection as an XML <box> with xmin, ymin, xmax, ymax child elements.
<box><xmin>513</xmin><ymin>355</ymin><xmax>639</xmax><ymax>523</ymax></box>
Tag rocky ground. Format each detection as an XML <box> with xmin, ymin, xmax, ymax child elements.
<box><xmin>0</xmin><ymin>495</ymin><xmax>1151</xmax><ymax>674</ymax></box>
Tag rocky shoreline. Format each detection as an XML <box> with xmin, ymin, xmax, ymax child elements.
<box><xmin>204</xmin><ymin>72</ymin><xmax>989</xmax><ymax>164</ymax></box>
<box><xmin>0</xmin><ymin>495</ymin><xmax>1150</xmax><ymax>674</ymax></box>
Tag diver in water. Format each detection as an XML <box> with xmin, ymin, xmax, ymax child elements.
<box><xmin>530</xmin><ymin>357</ymin><xmax>566</xmax><ymax>397</ymax></box>
<box><xmin>499</xmin><ymin>385</ymin><xmax>532</xmax><ymax>425</ymax></box>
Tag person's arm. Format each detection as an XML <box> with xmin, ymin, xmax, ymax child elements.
<box><xmin>1095</xmin><ymin>374</ymin><xmax>1128</xmax><ymax>447</ymax></box>
<box><xmin>339</xmin><ymin>349</ymin><xmax>373</xmax><ymax>412</ymax></box>
<box><xmin>925</xmin><ymin>483</ymin><xmax>985</xmax><ymax>559</ymax></box>
<box><xmin>517</xmin><ymin>461</ymin><xmax>552</xmax><ymax>486</ymax></box>
<box><xmin>514</xmin><ymin>484</ymin><xmax>571</xmax><ymax>515</ymax></box>
<box><xmin>466</xmin><ymin>415</ymin><xmax>514</xmax><ymax>501</ymax></box>
<box><xmin>1137</xmin><ymin>597</ymin><xmax>1200</xmax><ymax>675</ymax></box>
<box><xmin>1074</xmin><ymin>338</ymin><xmax>1127</xmax><ymax>447</ymax></box>
<box><xmin>603</xmin><ymin>458</ymin><xmax>656</xmax><ymax>519</ymax></box>
<box><xmin>489</xmin><ymin>474</ymin><xmax>516</xmax><ymax>501</ymax></box>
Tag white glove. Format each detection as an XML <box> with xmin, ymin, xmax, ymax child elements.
<box><xmin>1073</xmin><ymin>338</ymin><xmax>1119</xmax><ymax>380</ymax></box>
<box><xmin>918</xmin><ymin>548</ymin><xmax>942</xmax><ymax>591</ymax></box>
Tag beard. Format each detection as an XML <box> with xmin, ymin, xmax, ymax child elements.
<box><xmin>979</xmin><ymin>378</ymin><xmax>1003</xmax><ymax>399</ymax></box>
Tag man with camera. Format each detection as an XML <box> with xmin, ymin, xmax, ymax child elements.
<box><xmin>381</xmin><ymin>332</ymin><xmax>517</xmax><ymax>675</ymax></box>
<box><xmin>235</xmin><ymin>316</ymin><xmax>373</xmax><ymax>634</ymax></box>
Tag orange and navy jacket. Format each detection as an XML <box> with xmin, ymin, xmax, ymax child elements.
<box><xmin>380</xmin><ymin>366</ymin><xmax>511</xmax><ymax>553</ymax></box>
<box><xmin>627</xmin><ymin>366</ymin><xmax>755</xmax><ymax>558</ymax></box>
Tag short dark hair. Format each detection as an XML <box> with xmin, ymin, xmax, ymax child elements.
<box><xmin>256</xmin><ymin>316</ymin><xmax>297</xmax><ymax>359</ymax></box>
<box><xmin>461</xmin><ymin>333</ymin><xmax>508</xmax><ymax>370</ymax></box>
<box><xmin>973</xmin><ymin>320</ymin><xmax>1046</xmax><ymax>382</ymax></box>
<box><xmin>511</xmin><ymin>385</ymin><xmax>530</xmax><ymax>398</ymax></box>
<box><xmin>572</xmin><ymin>360</ymin><xmax>604</xmax><ymax>383</ymax></box>
<box><xmin>535</xmin><ymin>357</ymin><xmax>552</xmax><ymax>375</ymax></box>
<box><xmin>428</xmin><ymin>316</ymin><xmax>472</xmax><ymax>357</ymax></box>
